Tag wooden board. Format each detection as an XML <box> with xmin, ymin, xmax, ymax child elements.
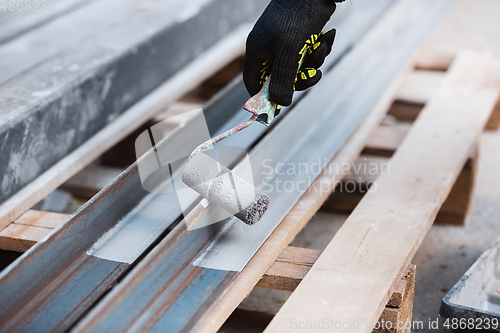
<box><xmin>415</xmin><ymin>0</ymin><xmax>500</xmax><ymax>71</ymax></box>
<box><xmin>218</xmin><ymin>264</ymin><xmax>414</xmax><ymax>333</ymax></box>
<box><xmin>374</xmin><ymin>265</ymin><xmax>415</xmax><ymax>333</ymax></box>
<box><xmin>0</xmin><ymin>210</ymin><xmax>69</xmax><ymax>252</ymax></box>
<box><xmin>342</xmin><ymin>156</ymin><xmax>392</xmax><ymax>190</ymax></box>
<box><xmin>362</xmin><ymin>123</ymin><xmax>412</xmax><ymax>157</ymax></box>
<box><xmin>264</xmin><ymin>48</ymin><xmax>500</xmax><ymax>333</ymax></box>
<box><xmin>486</xmin><ymin>97</ymin><xmax>500</xmax><ymax>130</ymax></box>
<box><xmin>324</xmin><ymin>150</ymin><xmax>477</xmax><ymax>226</ymax></box>
<box><xmin>328</xmin><ymin>85</ymin><xmax>479</xmax><ymax>225</ymax></box>
<box><xmin>363</xmin><ymin>69</ymin><xmax>446</xmax><ymax>156</ymax></box>
<box><xmin>235</xmin><ymin>250</ymin><xmax>415</xmax><ymax>333</ymax></box>
<box><xmin>412</xmin><ymin>0</ymin><xmax>500</xmax><ymax>130</ymax></box>
<box><xmin>256</xmin><ymin>246</ymin><xmax>321</xmax><ymax>292</ymax></box>
<box><xmin>395</xmin><ymin>70</ymin><xmax>445</xmax><ymax>105</ymax></box>
<box><xmin>436</xmin><ymin>151</ymin><xmax>478</xmax><ymax>225</ymax></box>
<box><xmin>257</xmin><ymin>246</ymin><xmax>415</xmax><ymax>309</ymax></box>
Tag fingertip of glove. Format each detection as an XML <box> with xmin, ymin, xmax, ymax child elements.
<box><xmin>321</xmin><ymin>29</ymin><xmax>336</xmax><ymax>41</ymax></box>
<box><xmin>310</xmin><ymin>69</ymin><xmax>323</xmax><ymax>84</ymax></box>
<box><xmin>309</xmin><ymin>69</ymin><xmax>323</xmax><ymax>87</ymax></box>
<box><xmin>295</xmin><ymin>70</ymin><xmax>322</xmax><ymax>91</ymax></box>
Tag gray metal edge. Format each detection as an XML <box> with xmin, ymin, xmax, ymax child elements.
<box><xmin>0</xmin><ymin>0</ymin><xmax>269</xmax><ymax>203</ymax></box>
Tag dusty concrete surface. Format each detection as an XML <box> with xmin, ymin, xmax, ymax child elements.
<box><xmin>239</xmin><ymin>130</ymin><xmax>500</xmax><ymax>332</ymax></box>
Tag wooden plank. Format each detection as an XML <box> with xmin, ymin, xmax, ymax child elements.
<box><xmin>486</xmin><ymin>96</ymin><xmax>500</xmax><ymax>130</ymax></box>
<box><xmin>375</xmin><ymin>304</ymin><xmax>413</xmax><ymax>333</ymax></box>
<box><xmin>363</xmin><ymin>123</ymin><xmax>412</xmax><ymax>157</ymax></box>
<box><xmin>324</xmin><ymin>153</ymin><xmax>477</xmax><ymax>227</ymax></box>
<box><xmin>264</xmin><ymin>48</ymin><xmax>500</xmax><ymax>333</ymax></box>
<box><xmin>395</xmin><ymin>70</ymin><xmax>445</xmax><ymax>105</ymax></box>
<box><xmin>386</xmin><ymin>265</ymin><xmax>415</xmax><ymax>309</ymax></box>
<box><xmin>257</xmin><ymin>245</ymin><xmax>415</xmax><ymax>311</ymax></box>
<box><xmin>256</xmin><ymin>247</ymin><xmax>321</xmax><ymax>292</ymax></box>
<box><xmin>234</xmin><ymin>257</ymin><xmax>415</xmax><ymax>333</ymax></box>
<box><xmin>11</xmin><ymin>210</ymin><xmax>69</xmax><ymax>229</ymax></box>
<box><xmin>415</xmin><ymin>0</ymin><xmax>500</xmax><ymax>70</ymax></box>
<box><xmin>217</xmin><ymin>264</ymin><xmax>414</xmax><ymax>333</ymax></box>
<box><xmin>373</xmin><ymin>265</ymin><xmax>415</xmax><ymax>333</ymax></box>
<box><xmin>218</xmin><ymin>269</ymin><xmax>415</xmax><ymax>333</ymax></box>
<box><xmin>0</xmin><ymin>224</ymin><xmax>52</xmax><ymax>253</ymax></box>
<box><xmin>343</xmin><ymin>156</ymin><xmax>391</xmax><ymax>187</ymax></box>
<box><xmin>0</xmin><ymin>210</ymin><xmax>69</xmax><ymax>252</ymax></box>
<box><xmin>192</xmin><ymin>41</ymin><xmax>415</xmax><ymax>333</ymax></box>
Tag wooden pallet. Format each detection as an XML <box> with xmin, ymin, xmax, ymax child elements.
<box><xmin>319</xmin><ymin>36</ymin><xmax>488</xmax><ymax>225</ymax></box>
<box><xmin>219</xmin><ymin>247</ymin><xmax>416</xmax><ymax>333</ymax></box>
<box><xmin>323</xmin><ymin>116</ymin><xmax>479</xmax><ymax>226</ymax></box>
<box><xmin>150</xmin><ymin>2</ymin><xmax>500</xmax><ymax>331</ymax></box>
<box><xmin>258</xmin><ymin>247</ymin><xmax>416</xmax><ymax>333</ymax></box>
<box><xmin>318</xmin><ymin>0</ymin><xmax>500</xmax><ymax>227</ymax></box>
<box><xmin>413</xmin><ymin>0</ymin><xmax>500</xmax><ymax>131</ymax></box>
<box><xmin>237</xmin><ymin>47</ymin><xmax>497</xmax><ymax>333</ymax></box>
<box><xmin>193</xmin><ymin>0</ymin><xmax>500</xmax><ymax>322</ymax></box>
<box><xmin>1</xmin><ymin>1</ymin><xmax>499</xmax><ymax>333</ymax></box>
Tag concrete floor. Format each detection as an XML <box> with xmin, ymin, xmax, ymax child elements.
<box><xmin>239</xmin><ymin>130</ymin><xmax>500</xmax><ymax>332</ymax></box>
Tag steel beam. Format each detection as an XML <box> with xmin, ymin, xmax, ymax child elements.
<box><xmin>0</xmin><ymin>76</ymin><xmax>248</xmax><ymax>333</ymax></box>
<box><xmin>0</xmin><ymin>0</ymin><xmax>269</xmax><ymax>204</ymax></box>
<box><xmin>0</xmin><ymin>0</ymin><xmax>90</xmax><ymax>46</ymax></box>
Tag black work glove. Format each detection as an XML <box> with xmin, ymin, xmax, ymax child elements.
<box><xmin>244</xmin><ymin>0</ymin><xmax>343</xmax><ymax>107</ymax></box>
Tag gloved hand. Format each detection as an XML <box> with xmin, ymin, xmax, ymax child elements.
<box><xmin>244</xmin><ymin>0</ymin><xmax>343</xmax><ymax>107</ymax></box>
